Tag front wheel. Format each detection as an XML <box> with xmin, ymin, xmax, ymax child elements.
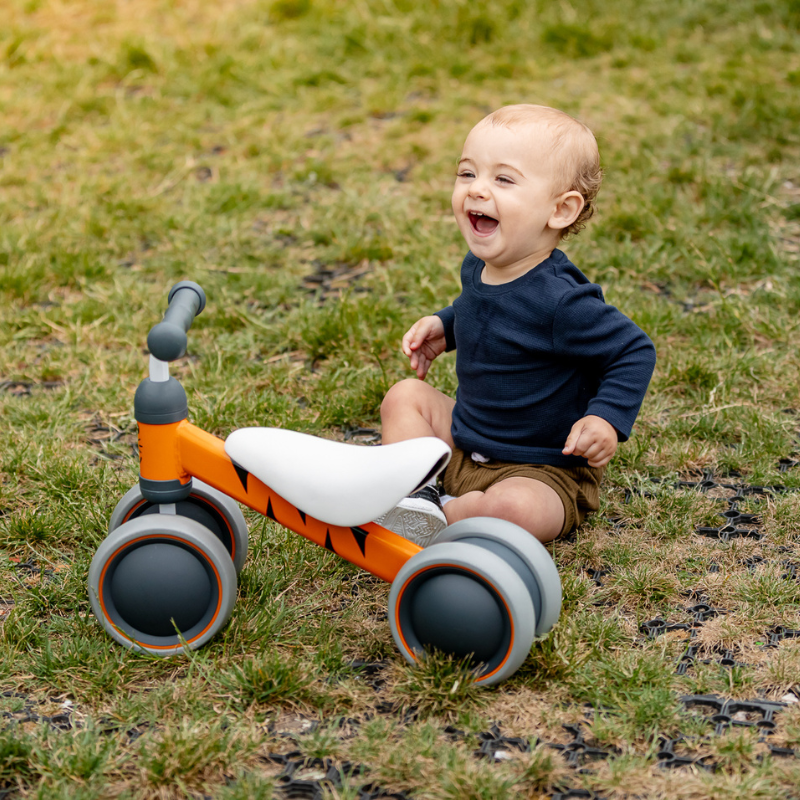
<box><xmin>109</xmin><ymin>479</ymin><xmax>248</xmax><ymax>574</ymax></box>
<box><xmin>88</xmin><ymin>515</ymin><xmax>237</xmax><ymax>656</ymax></box>
<box><xmin>434</xmin><ymin>517</ymin><xmax>562</xmax><ymax>637</ymax></box>
<box><xmin>387</xmin><ymin>541</ymin><xmax>536</xmax><ymax>686</ymax></box>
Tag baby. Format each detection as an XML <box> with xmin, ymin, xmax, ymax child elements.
<box><xmin>375</xmin><ymin>104</ymin><xmax>656</xmax><ymax>545</ymax></box>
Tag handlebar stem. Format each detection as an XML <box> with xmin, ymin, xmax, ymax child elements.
<box><xmin>149</xmin><ymin>355</ymin><xmax>170</xmax><ymax>383</ymax></box>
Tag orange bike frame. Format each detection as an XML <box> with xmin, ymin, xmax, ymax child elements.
<box><xmin>138</xmin><ymin>420</ymin><xmax>422</xmax><ymax>583</ymax></box>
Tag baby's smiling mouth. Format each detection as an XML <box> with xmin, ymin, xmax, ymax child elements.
<box><xmin>468</xmin><ymin>211</ymin><xmax>499</xmax><ymax>235</ymax></box>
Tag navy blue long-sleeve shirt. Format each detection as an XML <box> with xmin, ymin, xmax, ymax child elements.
<box><xmin>434</xmin><ymin>249</ymin><xmax>656</xmax><ymax>467</ymax></box>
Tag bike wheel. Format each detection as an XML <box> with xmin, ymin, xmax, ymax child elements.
<box><xmin>88</xmin><ymin>515</ymin><xmax>237</xmax><ymax>656</ymax></box>
<box><xmin>388</xmin><ymin>541</ymin><xmax>536</xmax><ymax>686</ymax></box>
<box><xmin>109</xmin><ymin>479</ymin><xmax>248</xmax><ymax>574</ymax></box>
<box><xmin>434</xmin><ymin>517</ymin><xmax>562</xmax><ymax>637</ymax></box>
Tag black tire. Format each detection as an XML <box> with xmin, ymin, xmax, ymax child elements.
<box><xmin>388</xmin><ymin>541</ymin><xmax>536</xmax><ymax>686</ymax></box>
<box><xmin>88</xmin><ymin>515</ymin><xmax>237</xmax><ymax>656</ymax></box>
<box><xmin>109</xmin><ymin>479</ymin><xmax>248</xmax><ymax>574</ymax></box>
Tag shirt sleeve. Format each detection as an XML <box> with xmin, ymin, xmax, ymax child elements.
<box><xmin>552</xmin><ymin>284</ymin><xmax>656</xmax><ymax>441</ymax></box>
<box><xmin>434</xmin><ymin>305</ymin><xmax>457</xmax><ymax>352</ymax></box>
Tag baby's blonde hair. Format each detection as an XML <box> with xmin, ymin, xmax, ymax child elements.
<box><xmin>479</xmin><ymin>104</ymin><xmax>602</xmax><ymax>238</ymax></box>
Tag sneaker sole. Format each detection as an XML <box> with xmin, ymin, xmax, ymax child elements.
<box><xmin>376</xmin><ymin>506</ymin><xmax>446</xmax><ymax>547</ymax></box>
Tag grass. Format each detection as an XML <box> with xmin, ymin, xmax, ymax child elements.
<box><xmin>2</xmin><ymin>0</ymin><xmax>800</xmax><ymax>797</ymax></box>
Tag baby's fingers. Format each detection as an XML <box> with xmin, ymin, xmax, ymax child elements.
<box><xmin>580</xmin><ymin>441</ymin><xmax>605</xmax><ymax>464</ymax></box>
<box><xmin>586</xmin><ymin>449</ymin><xmax>613</xmax><ymax>468</ymax></box>
<box><xmin>562</xmin><ymin>421</ymin><xmax>586</xmax><ymax>456</ymax></box>
<box><xmin>403</xmin><ymin>324</ymin><xmax>430</xmax><ymax>356</ymax></box>
<box><xmin>402</xmin><ymin>325</ymin><xmax>419</xmax><ymax>357</ymax></box>
<box><xmin>582</xmin><ymin>435</ymin><xmax>617</xmax><ymax>467</ymax></box>
<box><xmin>412</xmin><ymin>353</ymin><xmax>429</xmax><ymax>379</ymax></box>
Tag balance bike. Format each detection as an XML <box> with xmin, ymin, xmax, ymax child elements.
<box><xmin>88</xmin><ymin>282</ymin><xmax>563</xmax><ymax>685</ymax></box>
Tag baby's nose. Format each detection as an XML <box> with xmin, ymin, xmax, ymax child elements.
<box><xmin>468</xmin><ymin>178</ymin><xmax>490</xmax><ymax>198</ymax></box>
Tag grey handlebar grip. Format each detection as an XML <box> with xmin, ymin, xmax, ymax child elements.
<box><xmin>147</xmin><ymin>281</ymin><xmax>206</xmax><ymax>362</ymax></box>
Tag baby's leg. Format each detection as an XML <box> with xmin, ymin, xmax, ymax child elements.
<box><xmin>380</xmin><ymin>378</ymin><xmax>456</xmax><ymax>447</ymax></box>
<box><xmin>375</xmin><ymin>379</ymin><xmax>455</xmax><ymax>544</ymax></box>
<box><xmin>443</xmin><ymin>477</ymin><xmax>566</xmax><ymax>543</ymax></box>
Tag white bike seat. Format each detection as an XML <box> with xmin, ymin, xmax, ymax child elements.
<box><xmin>224</xmin><ymin>428</ymin><xmax>451</xmax><ymax>527</ymax></box>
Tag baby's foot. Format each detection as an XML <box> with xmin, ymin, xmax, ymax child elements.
<box><xmin>373</xmin><ymin>485</ymin><xmax>447</xmax><ymax>547</ymax></box>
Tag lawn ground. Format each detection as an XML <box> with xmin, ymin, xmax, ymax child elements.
<box><xmin>2</xmin><ymin>1</ymin><xmax>800</xmax><ymax>798</ymax></box>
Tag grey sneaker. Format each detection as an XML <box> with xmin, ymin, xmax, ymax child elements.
<box><xmin>374</xmin><ymin>485</ymin><xmax>447</xmax><ymax>547</ymax></box>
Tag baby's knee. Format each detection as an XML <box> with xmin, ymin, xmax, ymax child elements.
<box><xmin>481</xmin><ymin>484</ymin><xmax>565</xmax><ymax>542</ymax></box>
<box><xmin>446</xmin><ymin>489</ymin><xmax>530</xmax><ymax>528</ymax></box>
<box><xmin>481</xmin><ymin>489</ymin><xmax>532</xmax><ymax>527</ymax></box>
<box><xmin>380</xmin><ymin>378</ymin><xmax>426</xmax><ymax>417</ymax></box>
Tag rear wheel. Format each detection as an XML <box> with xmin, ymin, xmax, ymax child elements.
<box><xmin>88</xmin><ymin>515</ymin><xmax>237</xmax><ymax>656</ymax></box>
<box><xmin>388</xmin><ymin>541</ymin><xmax>536</xmax><ymax>686</ymax></box>
<box><xmin>109</xmin><ymin>480</ymin><xmax>248</xmax><ymax>574</ymax></box>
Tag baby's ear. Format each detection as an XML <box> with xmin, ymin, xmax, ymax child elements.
<box><xmin>549</xmin><ymin>191</ymin><xmax>584</xmax><ymax>231</ymax></box>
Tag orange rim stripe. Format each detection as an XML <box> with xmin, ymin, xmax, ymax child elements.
<box><xmin>98</xmin><ymin>534</ymin><xmax>223</xmax><ymax>650</ymax></box>
<box><xmin>122</xmin><ymin>500</ymin><xmax>148</xmax><ymax>523</ymax></box>
<box><xmin>393</xmin><ymin>563</ymin><xmax>515</xmax><ymax>682</ymax></box>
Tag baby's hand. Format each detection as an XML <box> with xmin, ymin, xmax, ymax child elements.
<box><xmin>562</xmin><ymin>415</ymin><xmax>618</xmax><ymax>468</ymax></box>
<box><xmin>402</xmin><ymin>315</ymin><xmax>446</xmax><ymax>380</ymax></box>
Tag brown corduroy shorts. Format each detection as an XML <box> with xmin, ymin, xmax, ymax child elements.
<box><xmin>442</xmin><ymin>447</ymin><xmax>604</xmax><ymax>538</ymax></box>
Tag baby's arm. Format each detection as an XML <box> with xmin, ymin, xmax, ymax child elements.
<box><xmin>562</xmin><ymin>415</ymin><xmax>618</xmax><ymax>468</ymax></box>
<box><xmin>553</xmin><ymin>284</ymin><xmax>656</xmax><ymax>465</ymax></box>
<box><xmin>402</xmin><ymin>315</ymin><xmax>447</xmax><ymax>380</ymax></box>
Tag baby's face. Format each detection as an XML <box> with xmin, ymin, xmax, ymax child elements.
<box><xmin>451</xmin><ymin>122</ymin><xmax>564</xmax><ymax>270</ymax></box>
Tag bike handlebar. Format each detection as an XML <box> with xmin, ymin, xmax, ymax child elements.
<box><xmin>147</xmin><ymin>281</ymin><xmax>207</xmax><ymax>362</ymax></box>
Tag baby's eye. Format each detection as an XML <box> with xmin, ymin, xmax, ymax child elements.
<box><xmin>496</xmin><ymin>176</ymin><xmax>514</xmax><ymax>184</ymax></box>
<box><xmin>457</xmin><ymin>170</ymin><xmax>475</xmax><ymax>179</ymax></box>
